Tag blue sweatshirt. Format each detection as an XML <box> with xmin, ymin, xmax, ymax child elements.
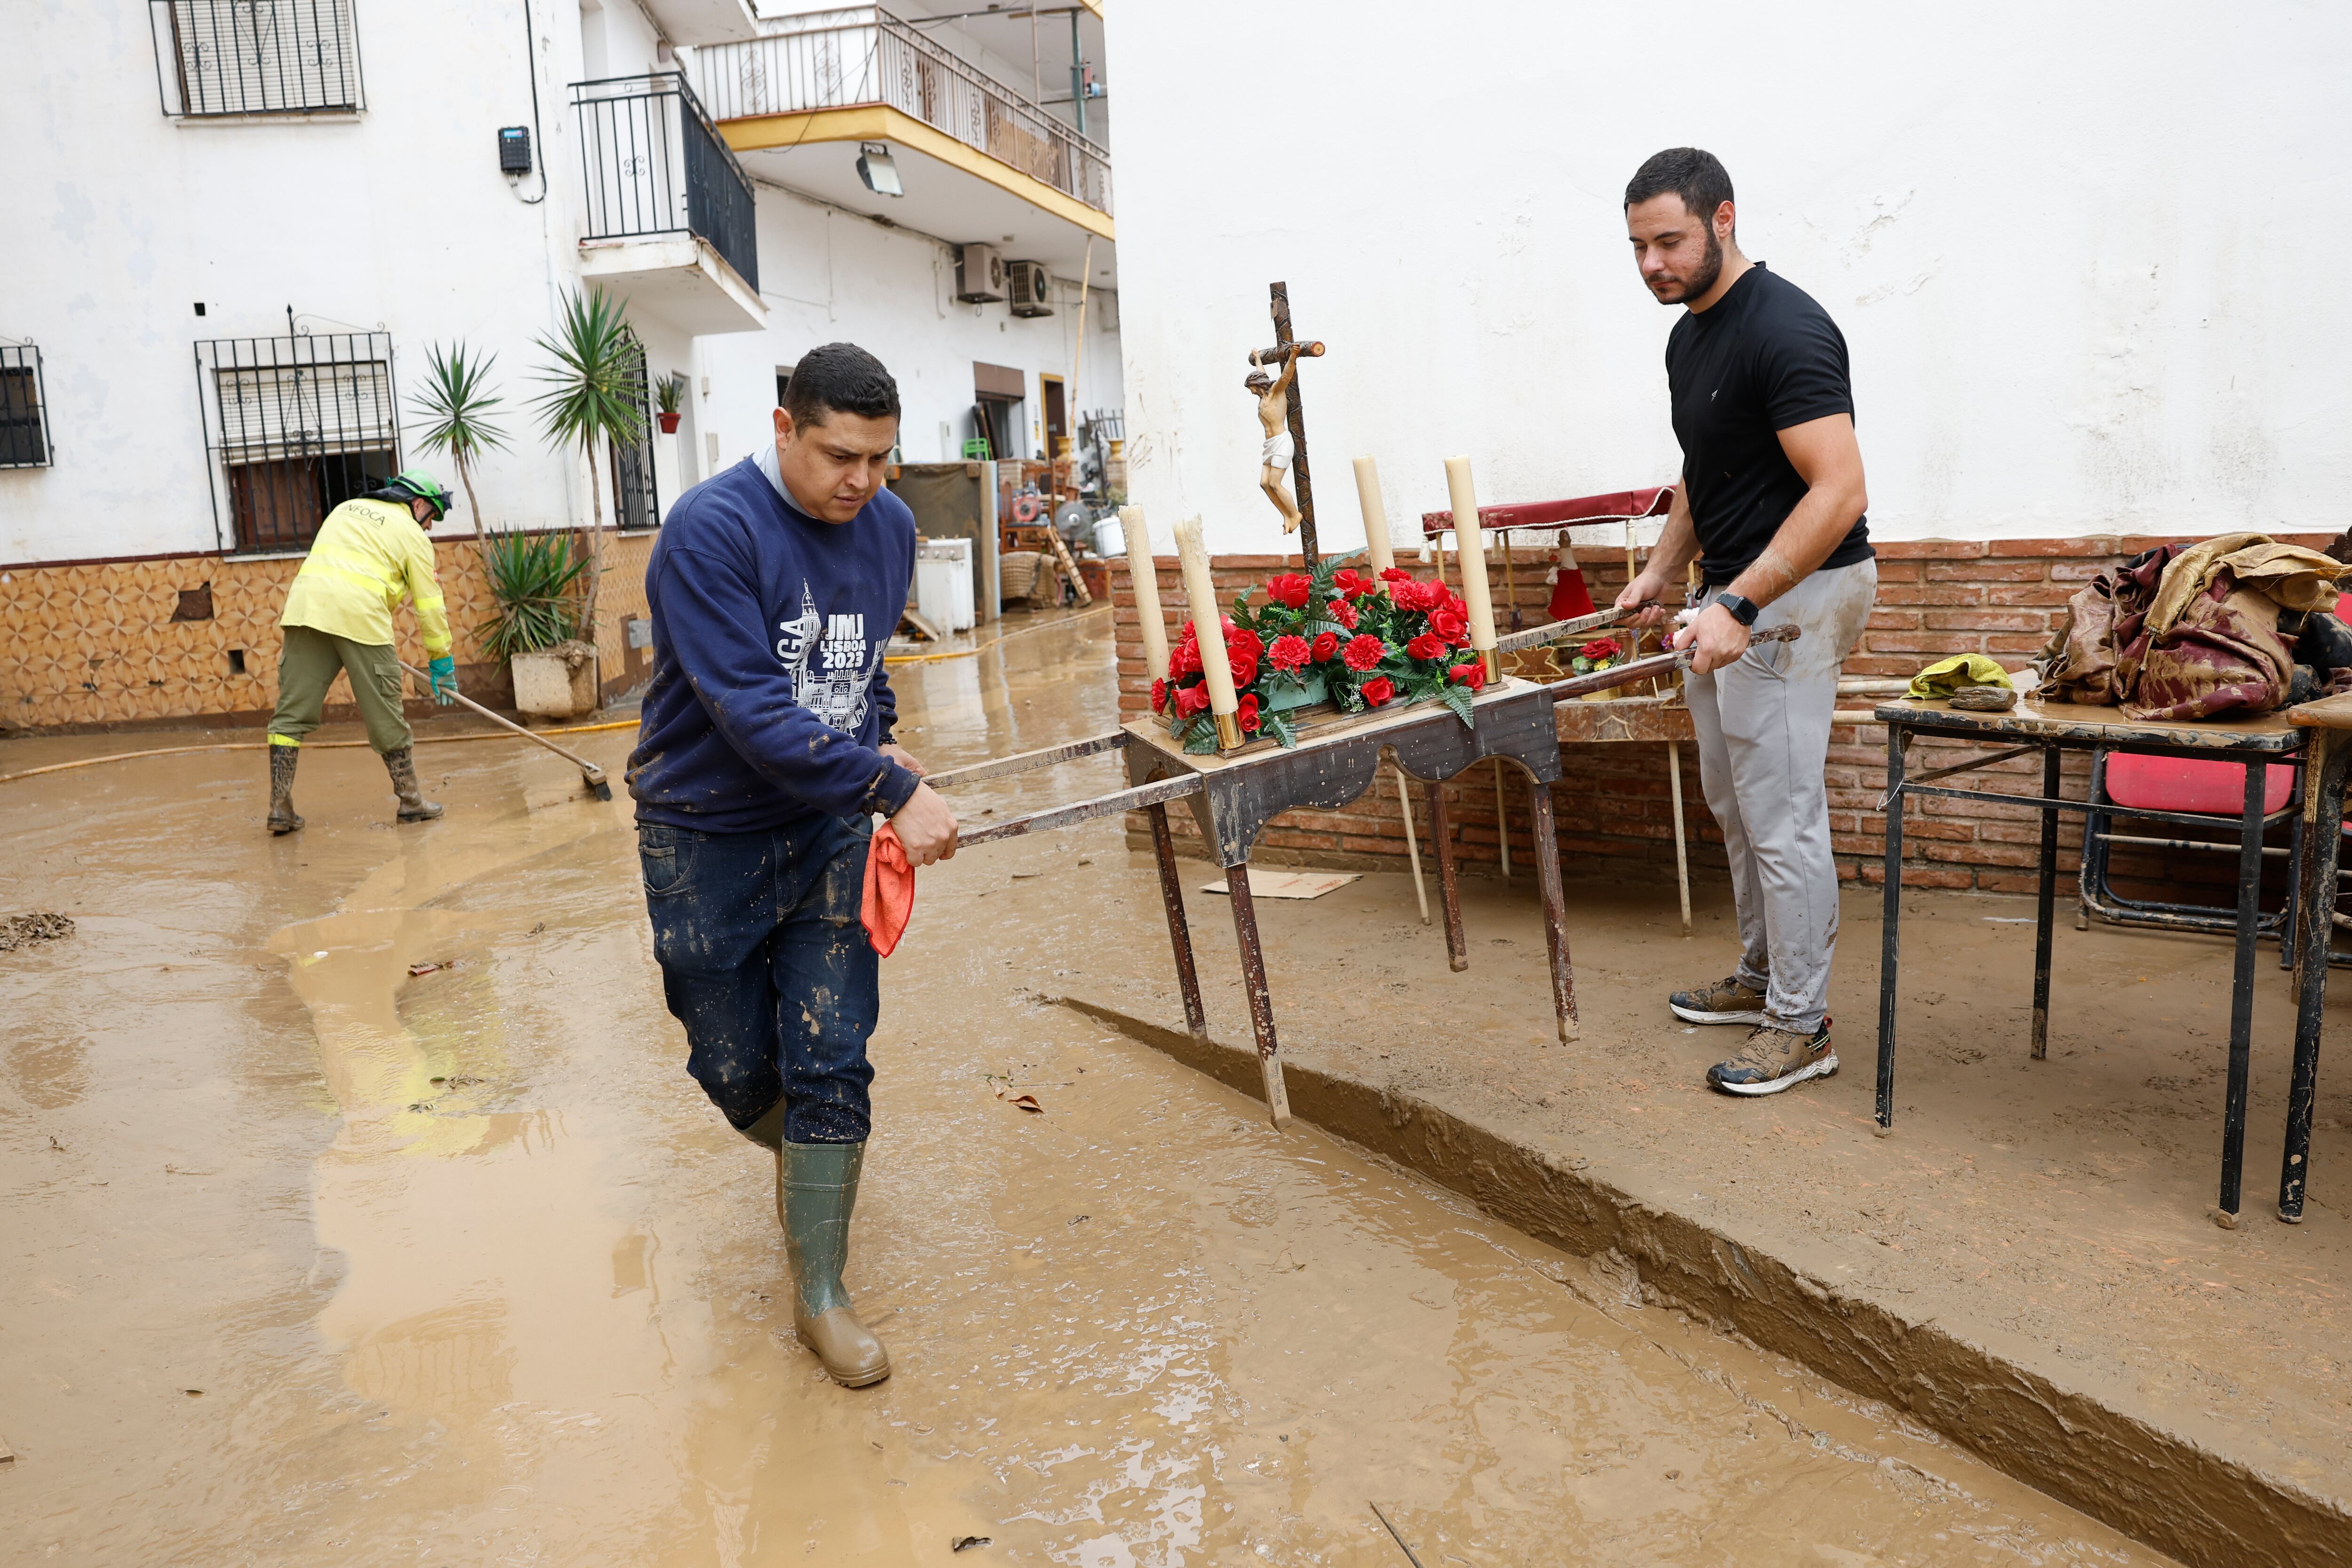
<box><xmin>628</xmin><ymin>448</ymin><xmax>922</xmax><ymax>834</ymax></box>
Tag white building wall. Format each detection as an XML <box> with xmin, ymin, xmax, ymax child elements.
<box><xmin>1106</xmin><ymin>0</ymin><xmax>2352</xmax><ymax>558</ymax></box>
<box><xmin>693</xmin><ymin>180</ymin><xmax>1122</xmax><ymax>480</ymax></box>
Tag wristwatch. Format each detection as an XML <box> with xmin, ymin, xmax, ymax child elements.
<box><xmin>1716</xmin><ymin>593</ymin><xmax>1761</xmax><ymax>628</ymax></box>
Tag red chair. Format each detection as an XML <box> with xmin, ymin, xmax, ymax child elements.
<box><xmin>2074</xmin><ymin>592</ymin><xmax>2352</xmax><ymax>958</ymax></box>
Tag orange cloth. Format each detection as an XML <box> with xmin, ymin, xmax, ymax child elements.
<box><xmin>862</xmin><ymin>822</ymin><xmax>915</xmax><ymax>956</ymax></box>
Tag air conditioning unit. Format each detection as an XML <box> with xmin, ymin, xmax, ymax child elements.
<box><xmin>955</xmin><ymin>243</ymin><xmax>1006</xmax><ymax>303</ymax></box>
<box><xmin>1006</xmin><ymin>260</ymin><xmax>1054</xmax><ymax>317</ymax></box>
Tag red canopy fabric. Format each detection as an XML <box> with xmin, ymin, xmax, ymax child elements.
<box><xmin>1419</xmin><ymin>485</ymin><xmax>1674</xmax><ymax>538</ymax></box>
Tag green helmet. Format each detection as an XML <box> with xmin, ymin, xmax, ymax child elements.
<box><xmin>377</xmin><ymin>468</ymin><xmax>455</xmax><ymax>521</ymax></box>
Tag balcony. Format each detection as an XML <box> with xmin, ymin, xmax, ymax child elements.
<box><xmin>571</xmin><ymin>72</ymin><xmax>768</xmax><ymax>336</ymax></box>
<box><xmin>691</xmin><ymin>7</ymin><xmax>1113</xmax><ymax>243</ymax></box>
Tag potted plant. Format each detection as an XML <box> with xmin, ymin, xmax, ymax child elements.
<box><xmin>478</xmin><ymin>528</ymin><xmax>597</xmax><ymax>718</ymax></box>
<box><xmin>410</xmin><ymin>340</ymin><xmax>509</xmax><ymax>530</ymax></box>
<box><xmin>531</xmin><ymin>287</ymin><xmax>647</xmax><ymax>662</ymax></box>
<box><xmin>1150</xmin><ymin>553</ymin><xmax>1489</xmax><ymax>752</ymax></box>
<box><xmin>656</xmin><ymin>372</ymin><xmax>685</xmax><ymax>434</ymax></box>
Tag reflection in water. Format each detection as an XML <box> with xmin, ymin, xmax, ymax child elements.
<box><xmin>0</xmin><ymin>607</ymin><xmax>2161</xmax><ymax>1566</ymax></box>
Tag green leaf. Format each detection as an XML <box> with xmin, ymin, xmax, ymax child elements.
<box><xmin>1436</xmin><ymin>680</ymin><xmax>1477</xmax><ymax>727</ymax></box>
<box><xmin>1181</xmin><ymin>715</ymin><xmax>1219</xmax><ymax>754</ymax></box>
<box><xmin>1262</xmin><ymin>708</ymin><xmax>1299</xmax><ymax>749</ymax></box>
<box><xmin>531</xmin><ymin>287</ymin><xmax>649</xmax><ymax>455</ymax></box>
<box><xmin>411</xmin><ymin>340</ymin><xmax>510</xmax><ymax>463</ymax></box>
<box><xmin>475</xmin><ymin>529</ymin><xmax>589</xmax><ymax>658</ymax></box>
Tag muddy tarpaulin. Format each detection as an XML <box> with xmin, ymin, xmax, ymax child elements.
<box><xmin>888</xmin><ymin>463</ymin><xmax>998</xmax><ymax>623</ymax></box>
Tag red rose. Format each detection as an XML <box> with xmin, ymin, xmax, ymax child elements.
<box><xmin>1378</xmin><ymin>566</ymin><xmax>1412</xmax><ymax>584</ymax></box>
<box><xmin>1332</xmin><ymin>568</ymin><xmax>1372</xmax><ymax>600</ymax></box>
<box><xmin>1269</xmin><ymin>633</ymin><xmax>1311</xmax><ymax>672</ymax></box>
<box><xmin>1428</xmin><ymin>606</ymin><xmax>1469</xmax><ymax>643</ymax></box>
<box><xmin>1449</xmin><ymin>661</ymin><xmax>1486</xmax><ymax>692</ymax></box>
<box><xmin>1229</xmin><ymin>654</ymin><xmax>1258</xmax><ymax>690</ymax></box>
<box><xmin>1360</xmin><ymin>675</ymin><xmax>1396</xmax><ymax>707</ymax></box>
<box><xmin>1343</xmin><ymin>633</ymin><xmax>1387</xmax><ymax>672</ymax></box>
<box><xmin>1150</xmin><ymin>677</ymin><xmax>1168</xmax><ymax>713</ymax></box>
<box><xmin>1310</xmin><ymin>631</ymin><xmax>1340</xmax><ymax>663</ymax></box>
<box><xmin>1170</xmin><ymin>640</ymin><xmax>1202</xmax><ymax>677</ymax></box>
<box><xmin>1330</xmin><ymin>598</ymin><xmax>1359</xmax><ymax>630</ymax></box>
<box><xmin>1175</xmin><ymin>682</ymin><xmax>1211</xmax><ymax>716</ymax></box>
<box><xmin>1238</xmin><ymin>693</ymin><xmax>1262</xmax><ymax>733</ymax></box>
<box><xmin>1406</xmin><ymin>632</ymin><xmax>1447</xmax><ymax>661</ymax></box>
<box><xmin>1267</xmin><ymin>573</ymin><xmax>1311</xmax><ymax>610</ymax></box>
<box><xmin>1226</xmin><ymin>625</ymin><xmax>1264</xmax><ymax>664</ymax></box>
<box><xmin>1579</xmin><ymin>638</ymin><xmax>1622</xmax><ymax>661</ymax></box>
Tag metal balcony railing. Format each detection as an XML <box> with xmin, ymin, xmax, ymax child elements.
<box><xmin>691</xmin><ymin>7</ymin><xmax>1112</xmax><ymax>218</ymax></box>
<box><xmin>572</xmin><ymin>72</ymin><xmax>761</xmax><ymax>293</ymax></box>
<box><xmin>148</xmin><ymin>0</ymin><xmax>365</xmax><ymax>117</ymax></box>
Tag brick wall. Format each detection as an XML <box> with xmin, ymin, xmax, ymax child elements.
<box><xmin>1115</xmin><ymin>536</ymin><xmax>2331</xmax><ymax>904</ymax></box>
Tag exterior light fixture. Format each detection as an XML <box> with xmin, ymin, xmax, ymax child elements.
<box><xmin>856</xmin><ymin>142</ymin><xmax>902</xmax><ymax>198</ymax></box>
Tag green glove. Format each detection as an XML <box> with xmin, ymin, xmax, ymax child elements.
<box><xmin>427</xmin><ymin>655</ymin><xmax>458</xmax><ymax>705</ymax></box>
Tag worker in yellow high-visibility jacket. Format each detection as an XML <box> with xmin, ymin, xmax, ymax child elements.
<box><xmin>266</xmin><ymin>470</ymin><xmax>460</xmax><ymax>834</ymax></box>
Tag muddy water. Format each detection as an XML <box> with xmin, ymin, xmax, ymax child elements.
<box><xmin>0</xmin><ymin>607</ymin><xmax>2165</xmax><ymax>1565</ymax></box>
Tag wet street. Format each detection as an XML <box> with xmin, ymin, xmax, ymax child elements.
<box><xmin>1</xmin><ymin>608</ymin><xmax>2168</xmax><ymax>1565</ymax></box>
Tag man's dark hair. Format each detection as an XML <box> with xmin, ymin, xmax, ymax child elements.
<box><xmin>782</xmin><ymin>342</ymin><xmax>900</xmax><ymax>428</ymax></box>
<box><xmin>1625</xmin><ymin>148</ymin><xmax>1735</xmax><ymax>226</ymax></box>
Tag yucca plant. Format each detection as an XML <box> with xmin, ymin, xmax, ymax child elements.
<box><xmin>532</xmin><ymin>287</ymin><xmax>646</xmax><ymax>638</ymax></box>
<box><xmin>410</xmin><ymin>340</ymin><xmax>509</xmax><ymax>527</ymax></box>
<box><xmin>477</xmin><ymin>529</ymin><xmax>590</xmax><ymax>660</ymax></box>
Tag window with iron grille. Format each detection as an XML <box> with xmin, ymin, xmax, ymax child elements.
<box><xmin>0</xmin><ymin>345</ymin><xmax>53</xmax><ymax>468</ymax></box>
<box><xmin>150</xmin><ymin>0</ymin><xmax>365</xmax><ymax>118</ymax></box>
<box><xmin>196</xmin><ymin>333</ymin><xmax>401</xmax><ymax>554</ymax></box>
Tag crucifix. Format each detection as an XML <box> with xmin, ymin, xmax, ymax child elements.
<box><xmin>1248</xmin><ymin>281</ymin><xmax>1326</xmax><ymax>566</ymax></box>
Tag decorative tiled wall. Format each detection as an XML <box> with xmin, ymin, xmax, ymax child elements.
<box><xmin>0</xmin><ymin>530</ymin><xmax>653</xmax><ymax>733</ymax></box>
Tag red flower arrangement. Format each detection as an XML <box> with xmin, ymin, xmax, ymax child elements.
<box><xmin>1156</xmin><ymin>553</ymin><xmax>1487</xmax><ymax>751</ymax></box>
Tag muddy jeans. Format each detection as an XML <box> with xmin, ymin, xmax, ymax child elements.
<box><xmin>639</xmin><ymin>815</ymin><xmax>878</xmax><ymax>1143</ymax></box>
<box><xmin>1686</xmin><ymin>558</ymin><xmax>1878</xmax><ymax>1033</ymax></box>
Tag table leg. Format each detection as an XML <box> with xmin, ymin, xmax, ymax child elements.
<box><xmin>1427</xmin><ymin>776</ymin><xmax>1469</xmax><ymax>973</ymax></box>
<box><xmin>1667</xmin><ymin>740</ymin><xmax>1693</xmax><ymax>939</ymax></box>
<box><xmin>1526</xmin><ymin>778</ymin><xmax>1579</xmax><ymax>1042</ymax></box>
<box><xmin>1147</xmin><ymin>802</ymin><xmax>1208</xmax><ymax>1041</ymax></box>
<box><xmin>2218</xmin><ymin>758</ymin><xmax>2268</xmax><ymax>1223</ymax></box>
<box><xmin>1495</xmin><ymin>760</ymin><xmax>1512</xmax><ymax>883</ymax></box>
<box><xmin>2282</xmin><ymin>732</ymin><xmax>2344</xmax><ymax>1222</ymax></box>
<box><xmin>1225</xmin><ymin>861</ymin><xmax>1292</xmax><ymax>1130</ymax></box>
<box><xmin>1875</xmin><ymin>724</ymin><xmax>1907</xmax><ymax>1130</ymax></box>
<box><xmin>2032</xmin><ymin>745</ymin><xmax>2061</xmax><ymax>1061</ymax></box>
<box><xmin>1395</xmin><ymin>764</ymin><xmax>1431</xmax><ymax>926</ymax></box>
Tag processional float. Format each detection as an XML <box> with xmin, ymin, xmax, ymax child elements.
<box><xmin>936</xmin><ymin>284</ymin><xmax>1794</xmax><ymax>1128</ymax></box>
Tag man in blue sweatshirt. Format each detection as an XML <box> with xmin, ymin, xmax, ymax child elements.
<box><xmin>628</xmin><ymin>342</ymin><xmax>958</xmax><ymax>1388</ymax></box>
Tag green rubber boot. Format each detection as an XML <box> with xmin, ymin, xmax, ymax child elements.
<box><xmin>780</xmin><ymin>1141</ymin><xmax>890</xmax><ymax>1387</ymax></box>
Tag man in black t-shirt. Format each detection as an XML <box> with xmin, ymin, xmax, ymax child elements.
<box><xmin>1613</xmin><ymin>148</ymin><xmax>1879</xmax><ymax>1099</ymax></box>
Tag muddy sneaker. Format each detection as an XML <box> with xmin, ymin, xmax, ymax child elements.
<box><xmin>1707</xmin><ymin>1022</ymin><xmax>1837</xmax><ymax>1097</ymax></box>
<box><xmin>1669</xmin><ymin>974</ymin><xmax>1768</xmax><ymax>1026</ymax></box>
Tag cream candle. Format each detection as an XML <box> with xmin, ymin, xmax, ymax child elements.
<box><xmin>1443</xmin><ymin>456</ymin><xmax>1502</xmax><ymax>681</ymax></box>
<box><xmin>1172</xmin><ymin>515</ymin><xmax>1241</xmax><ymax>748</ymax></box>
<box><xmin>1352</xmin><ymin>456</ymin><xmax>1394</xmax><ymax>577</ymax></box>
<box><xmin>1119</xmin><ymin>506</ymin><xmax>1169</xmax><ymax>682</ymax></box>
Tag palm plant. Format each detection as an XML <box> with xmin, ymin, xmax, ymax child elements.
<box><xmin>410</xmin><ymin>340</ymin><xmax>509</xmax><ymax>528</ymax></box>
<box><xmin>477</xmin><ymin>529</ymin><xmax>590</xmax><ymax>660</ymax></box>
<box><xmin>531</xmin><ymin>287</ymin><xmax>646</xmax><ymax>639</ymax></box>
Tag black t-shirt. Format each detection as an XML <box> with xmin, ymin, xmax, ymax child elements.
<box><xmin>1665</xmin><ymin>263</ymin><xmax>1872</xmax><ymax>585</ymax></box>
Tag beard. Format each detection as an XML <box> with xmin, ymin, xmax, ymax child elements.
<box><xmin>1654</xmin><ymin>226</ymin><xmax>1724</xmax><ymax>304</ymax></box>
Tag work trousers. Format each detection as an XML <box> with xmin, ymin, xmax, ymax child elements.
<box><xmin>639</xmin><ymin>815</ymin><xmax>878</xmax><ymax>1144</ymax></box>
<box><xmin>1685</xmin><ymin>559</ymin><xmax>1878</xmax><ymax>1033</ymax></box>
<box><xmin>269</xmin><ymin>625</ymin><xmax>413</xmax><ymax>753</ymax></box>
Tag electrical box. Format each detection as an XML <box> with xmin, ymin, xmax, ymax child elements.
<box><xmin>499</xmin><ymin>126</ymin><xmax>533</xmax><ymax>175</ymax></box>
<box><xmin>955</xmin><ymin>243</ymin><xmax>1006</xmax><ymax>303</ymax></box>
<box><xmin>1006</xmin><ymin>259</ymin><xmax>1053</xmax><ymax>318</ymax></box>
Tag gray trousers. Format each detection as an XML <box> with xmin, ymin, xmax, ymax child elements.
<box><xmin>1685</xmin><ymin>559</ymin><xmax>1878</xmax><ymax>1032</ymax></box>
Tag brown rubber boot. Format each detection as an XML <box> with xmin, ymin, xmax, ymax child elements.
<box><xmin>267</xmin><ymin>743</ymin><xmax>304</xmax><ymax>836</ymax></box>
<box><xmin>780</xmin><ymin>1141</ymin><xmax>890</xmax><ymax>1387</ymax></box>
<box><xmin>383</xmin><ymin>746</ymin><xmax>444</xmax><ymax>822</ymax></box>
